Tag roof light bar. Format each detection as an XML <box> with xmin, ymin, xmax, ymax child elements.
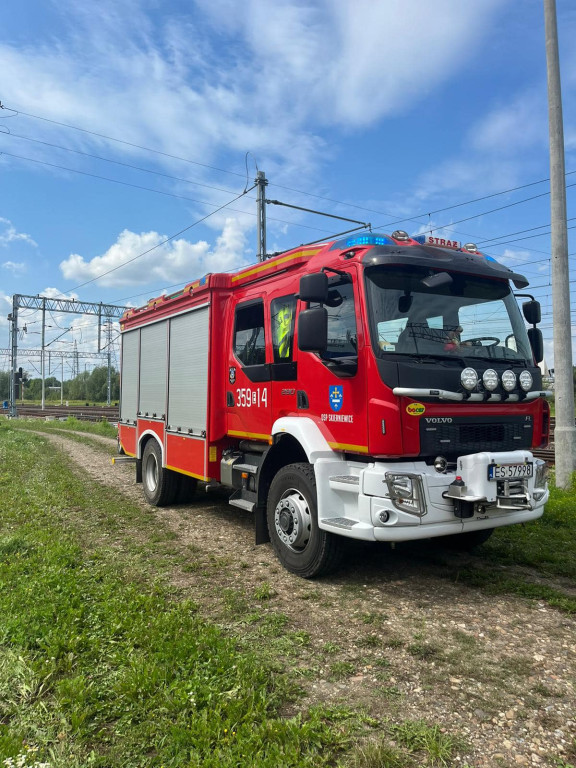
<box><xmin>331</xmin><ymin>233</ymin><xmax>395</xmax><ymax>249</ymax></box>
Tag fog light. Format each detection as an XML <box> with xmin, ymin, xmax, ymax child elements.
<box><xmin>482</xmin><ymin>369</ymin><xmax>498</xmax><ymax>391</ymax></box>
<box><xmin>502</xmin><ymin>370</ymin><xmax>517</xmax><ymax>392</ymax></box>
<box><xmin>434</xmin><ymin>456</ymin><xmax>448</xmax><ymax>473</ymax></box>
<box><xmin>519</xmin><ymin>371</ymin><xmax>533</xmax><ymax>391</ymax></box>
<box><xmin>461</xmin><ymin>367</ymin><xmax>478</xmax><ymax>391</ymax></box>
<box><xmin>378</xmin><ymin>510</ymin><xmax>390</xmax><ymax>523</ymax></box>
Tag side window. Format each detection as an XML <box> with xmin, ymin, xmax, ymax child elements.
<box><xmin>271</xmin><ymin>295</ymin><xmax>296</xmax><ymax>363</ymax></box>
<box><xmin>234</xmin><ymin>301</ymin><xmax>266</xmax><ymax>366</ymax></box>
<box><xmin>313</xmin><ymin>281</ymin><xmax>358</xmax><ymax>358</ymax></box>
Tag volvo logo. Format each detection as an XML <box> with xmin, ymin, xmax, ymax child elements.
<box><xmin>425</xmin><ymin>417</ymin><xmax>453</xmax><ymax>424</ymax></box>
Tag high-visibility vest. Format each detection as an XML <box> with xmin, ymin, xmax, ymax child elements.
<box><xmin>277</xmin><ymin>306</ymin><xmax>292</xmax><ymax>358</ymax></box>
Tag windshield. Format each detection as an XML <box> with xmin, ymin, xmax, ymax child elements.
<box><xmin>365</xmin><ymin>266</ymin><xmax>533</xmax><ymax>363</ymax></box>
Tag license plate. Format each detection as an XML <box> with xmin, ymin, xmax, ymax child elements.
<box><xmin>488</xmin><ymin>463</ymin><xmax>533</xmax><ymax>480</ymax></box>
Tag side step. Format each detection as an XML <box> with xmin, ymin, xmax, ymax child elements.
<box><xmin>229</xmin><ymin>498</ymin><xmax>256</xmax><ymax>512</ymax></box>
<box><xmin>320</xmin><ymin>517</ymin><xmax>359</xmax><ymax>530</ymax></box>
<box><xmin>229</xmin><ymin>488</ymin><xmax>257</xmax><ymax>512</ymax></box>
<box><xmin>329</xmin><ymin>475</ymin><xmax>360</xmax><ymax>493</ymax></box>
<box><xmin>233</xmin><ymin>463</ymin><xmax>259</xmax><ymax>475</ymax></box>
<box><xmin>320</xmin><ymin>517</ymin><xmax>373</xmax><ymax>533</ymax></box>
<box><xmin>111</xmin><ymin>456</ymin><xmax>137</xmax><ymax>465</ymax></box>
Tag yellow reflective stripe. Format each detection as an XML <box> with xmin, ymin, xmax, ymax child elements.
<box><xmin>328</xmin><ymin>442</ymin><xmax>369</xmax><ymax>454</ymax></box>
<box><xmin>278</xmin><ymin>336</ymin><xmax>290</xmax><ymax>358</ymax></box>
<box><xmin>231</xmin><ymin>248</ymin><xmax>322</xmax><ymax>282</ymax></box>
<box><xmin>228</xmin><ymin>429</ymin><xmax>270</xmax><ymax>441</ymax></box>
<box><xmin>165</xmin><ymin>464</ymin><xmax>209</xmax><ymax>481</ymax></box>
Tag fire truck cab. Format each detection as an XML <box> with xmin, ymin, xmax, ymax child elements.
<box><xmin>118</xmin><ymin>231</ymin><xmax>550</xmax><ymax>577</ymax></box>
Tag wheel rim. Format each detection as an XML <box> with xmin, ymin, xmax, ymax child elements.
<box><xmin>144</xmin><ymin>451</ymin><xmax>159</xmax><ymax>493</ymax></box>
<box><xmin>274</xmin><ymin>488</ymin><xmax>312</xmax><ymax>552</ymax></box>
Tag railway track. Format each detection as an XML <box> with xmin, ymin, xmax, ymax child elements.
<box><xmin>5</xmin><ymin>405</ymin><xmax>556</xmax><ymax>462</ymax></box>
<box><xmin>12</xmin><ymin>404</ymin><xmax>119</xmax><ymax>423</ymax></box>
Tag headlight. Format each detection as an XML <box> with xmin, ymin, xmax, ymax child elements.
<box><xmin>519</xmin><ymin>371</ymin><xmax>533</xmax><ymax>391</ymax></box>
<box><xmin>533</xmin><ymin>460</ymin><xmax>549</xmax><ymax>502</ymax></box>
<box><xmin>385</xmin><ymin>473</ymin><xmax>426</xmax><ymax>516</ymax></box>
<box><xmin>482</xmin><ymin>369</ymin><xmax>499</xmax><ymax>391</ymax></box>
<box><xmin>501</xmin><ymin>370</ymin><xmax>517</xmax><ymax>392</ymax></box>
<box><xmin>461</xmin><ymin>367</ymin><xmax>478</xmax><ymax>391</ymax></box>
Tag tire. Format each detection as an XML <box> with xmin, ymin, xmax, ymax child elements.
<box><xmin>141</xmin><ymin>439</ymin><xmax>180</xmax><ymax>507</ymax></box>
<box><xmin>267</xmin><ymin>462</ymin><xmax>343</xmax><ymax>578</ymax></box>
<box><xmin>437</xmin><ymin>528</ymin><xmax>494</xmax><ymax>551</ymax></box>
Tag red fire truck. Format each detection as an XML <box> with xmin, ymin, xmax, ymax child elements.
<box><xmin>118</xmin><ymin>230</ymin><xmax>550</xmax><ymax>577</ymax></box>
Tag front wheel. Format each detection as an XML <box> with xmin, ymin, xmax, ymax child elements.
<box><xmin>267</xmin><ymin>463</ymin><xmax>343</xmax><ymax>578</ymax></box>
<box><xmin>141</xmin><ymin>439</ymin><xmax>180</xmax><ymax>506</ymax></box>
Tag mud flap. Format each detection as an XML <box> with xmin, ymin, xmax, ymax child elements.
<box><xmin>255</xmin><ymin>504</ymin><xmax>270</xmax><ymax>545</ymax></box>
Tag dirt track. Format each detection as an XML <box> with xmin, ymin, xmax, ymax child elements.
<box><xmin>42</xmin><ymin>431</ymin><xmax>576</xmax><ymax>767</ymax></box>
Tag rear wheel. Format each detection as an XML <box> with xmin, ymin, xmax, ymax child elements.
<box><xmin>267</xmin><ymin>462</ymin><xmax>343</xmax><ymax>578</ymax></box>
<box><xmin>141</xmin><ymin>439</ymin><xmax>180</xmax><ymax>506</ymax></box>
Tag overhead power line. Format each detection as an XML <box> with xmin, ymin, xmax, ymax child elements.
<box><xmin>5</xmin><ymin>101</ymin><xmax>575</xmax><ymax>230</ymax></box>
<box><xmin>4</xmin><ymin>131</ymin><xmax>246</xmax><ymax>197</ymax></box>
<box><xmin>0</xmin><ymin>149</ymin><xmax>337</xmax><ymax>236</ymax></box>
<box><xmin>5</xmin><ymin>106</ymin><xmax>248</xmax><ymax>178</ymax></box>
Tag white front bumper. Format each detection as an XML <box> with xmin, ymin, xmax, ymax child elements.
<box><xmin>315</xmin><ymin>450</ymin><xmax>548</xmax><ymax>542</ymax></box>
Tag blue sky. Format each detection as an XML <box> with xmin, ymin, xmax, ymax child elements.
<box><xmin>0</xmin><ymin>0</ymin><xmax>575</xmax><ymax>373</ymax></box>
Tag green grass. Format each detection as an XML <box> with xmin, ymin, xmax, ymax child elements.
<box><xmin>7</xmin><ymin>415</ymin><xmax>118</xmax><ymax>440</ymax></box>
<box><xmin>389</xmin><ymin>720</ymin><xmax>464</xmax><ymax>766</ymax></box>
<box><xmin>344</xmin><ymin>720</ymin><xmax>464</xmax><ymax>768</ymax></box>
<box><xmin>0</xmin><ymin>422</ymin><xmax>346</xmax><ymax>767</ymax></box>
<box><xmin>437</xmin><ymin>471</ymin><xmax>576</xmax><ymax>613</ymax></box>
<box><xmin>482</xmin><ymin>474</ymin><xmax>576</xmax><ymax>580</ymax></box>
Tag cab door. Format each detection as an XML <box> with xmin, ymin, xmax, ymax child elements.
<box><xmin>226</xmin><ymin>296</ymin><xmax>273</xmax><ymax>442</ymax></box>
<box><xmin>269</xmin><ymin>293</ymin><xmax>300</xmax><ymax>420</ymax></box>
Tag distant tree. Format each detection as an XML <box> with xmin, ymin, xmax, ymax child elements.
<box><xmin>0</xmin><ymin>371</ymin><xmax>10</xmax><ymax>401</ymax></box>
<box><xmin>62</xmin><ymin>367</ymin><xmax>119</xmax><ymax>403</ymax></box>
<box><xmin>25</xmin><ymin>377</ymin><xmax>62</xmax><ymax>400</ymax></box>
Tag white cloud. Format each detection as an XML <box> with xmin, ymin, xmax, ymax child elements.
<box><xmin>2</xmin><ymin>261</ymin><xmax>26</xmax><ymax>274</ymax></box>
<box><xmin>0</xmin><ymin>0</ymin><xmax>506</xmax><ymax>187</ymax></box>
<box><xmin>497</xmin><ymin>248</ymin><xmax>534</xmax><ymax>266</ymax></box>
<box><xmin>470</xmin><ymin>92</ymin><xmax>547</xmax><ymax>156</ymax></box>
<box><xmin>0</xmin><ymin>291</ymin><xmax>11</xmax><ymax>330</ymax></box>
<box><xmin>193</xmin><ymin>0</ymin><xmax>505</xmax><ymax>128</ymax></box>
<box><xmin>0</xmin><ymin>218</ymin><xmax>37</xmax><ymax>248</ymax></box>
<box><xmin>59</xmin><ymin>217</ymin><xmax>250</xmax><ymax>287</ymax></box>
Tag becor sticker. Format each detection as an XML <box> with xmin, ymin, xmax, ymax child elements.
<box><xmin>406</xmin><ymin>402</ymin><xmax>425</xmax><ymax>416</ymax></box>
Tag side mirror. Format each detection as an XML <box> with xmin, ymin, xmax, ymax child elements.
<box><xmin>522</xmin><ymin>300</ymin><xmax>541</xmax><ymax>325</ymax></box>
<box><xmin>299</xmin><ymin>272</ymin><xmax>328</xmax><ymax>303</ymax></box>
<box><xmin>528</xmin><ymin>327</ymin><xmax>543</xmax><ymax>363</ymax></box>
<box><xmin>298</xmin><ymin>307</ymin><xmax>327</xmax><ymax>352</ymax></box>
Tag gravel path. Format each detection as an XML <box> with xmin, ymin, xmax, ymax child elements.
<box><xmin>39</xmin><ymin>431</ymin><xmax>576</xmax><ymax>768</ymax></box>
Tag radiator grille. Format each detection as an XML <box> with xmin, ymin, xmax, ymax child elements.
<box><xmin>420</xmin><ymin>416</ymin><xmax>532</xmax><ymax>456</ymax></box>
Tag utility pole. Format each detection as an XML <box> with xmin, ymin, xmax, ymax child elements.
<box><xmin>97</xmin><ymin>302</ymin><xmax>102</xmax><ymax>353</ymax></box>
<box><xmin>544</xmin><ymin>0</ymin><xmax>575</xmax><ymax>487</ymax></box>
<box><xmin>9</xmin><ymin>298</ymin><xmax>18</xmax><ymax>418</ymax></box>
<box><xmin>105</xmin><ymin>319</ymin><xmax>112</xmax><ymax>406</ymax></box>
<box><xmin>41</xmin><ymin>298</ymin><xmax>46</xmax><ymax>411</ymax></box>
<box><xmin>256</xmin><ymin>170</ymin><xmax>268</xmax><ymax>262</ymax></box>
